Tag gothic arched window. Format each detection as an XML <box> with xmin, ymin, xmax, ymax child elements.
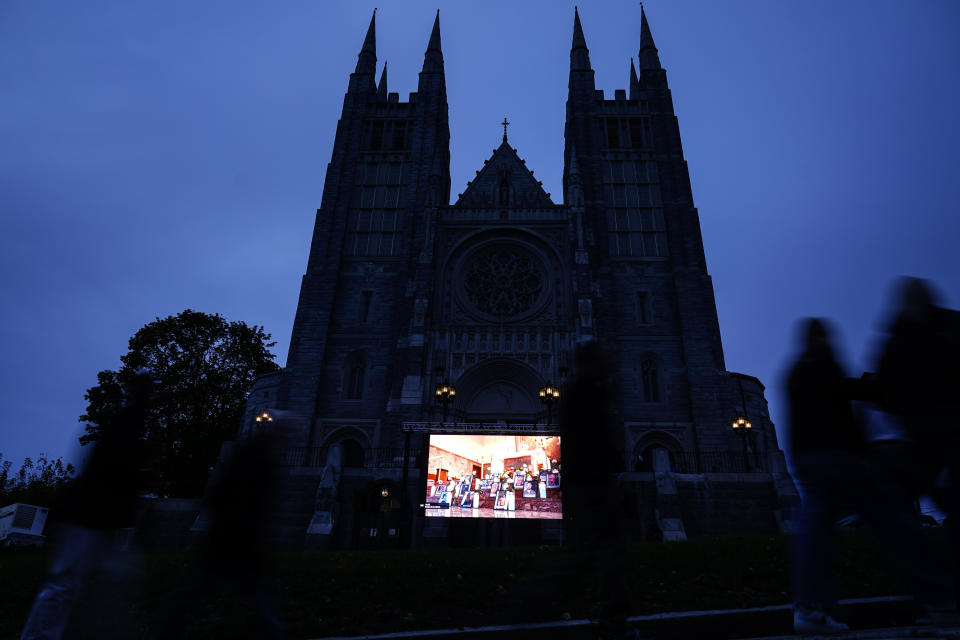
<box><xmin>345</xmin><ymin>352</ymin><xmax>366</xmax><ymax>400</ymax></box>
<box><xmin>641</xmin><ymin>357</ymin><xmax>660</xmax><ymax>403</ymax></box>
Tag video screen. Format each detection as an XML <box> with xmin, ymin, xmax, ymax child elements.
<box><xmin>424</xmin><ymin>434</ymin><xmax>561</xmax><ymax>519</ymax></box>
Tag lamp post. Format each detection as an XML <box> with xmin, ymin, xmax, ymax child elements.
<box><xmin>254</xmin><ymin>411</ymin><xmax>273</xmax><ymax>428</ymax></box>
<box><xmin>538</xmin><ymin>382</ymin><xmax>560</xmax><ymax>425</ymax></box>
<box><xmin>435</xmin><ymin>379</ymin><xmax>456</xmax><ymax>423</ymax></box>
<box><xmin>731</xmin><ymin>416</ymin><xmax>752</xmax><ymax>471</ymax></box>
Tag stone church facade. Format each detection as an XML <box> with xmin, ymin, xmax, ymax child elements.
<box><xmin>241</xmin><ymin>9</ymin><xmax>798</xmax><ymax>549</ymax></box>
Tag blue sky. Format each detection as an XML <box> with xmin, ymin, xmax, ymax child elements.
<box><xmin>1</xmin><ymin>0</ymin><xmax>958</xmax><ymax>470</ymax></box>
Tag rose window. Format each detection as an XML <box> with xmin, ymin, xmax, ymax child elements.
<box><xmin>462</xmin><ymin>249</ymin><xmax>545</xmax><ymax>317</ymax></box>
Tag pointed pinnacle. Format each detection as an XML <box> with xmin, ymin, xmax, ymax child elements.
<box><xmin>572</xmin><ymin>7</ymin><xmax>587</xmax><ymax>50</ymax></box>
<box><xmin>639</xmin><ymin>4</ymin><xmax>662</xmax><ymax>70</ymax></box>
<box><xmin>355</xmin><ymin>9</ymin><xmax>377</xmax><ymax>75</ymax></box>
<box><xmin>377</xmin><ymin>61</ymin><xmax>388</xmax><ymax>99</ymax></box>
<box><xmin>629</xmin><ymin>58</ymin><xmax>640</xmax><ymax>99</ymax></box>
<box><xmin>422</xmin><ymin>10</ymin><xmax>444</xmax><ymax>73</ymax></box>
<box><xmin>428</xmin><ymin>10</ymin><xmax>442</xmax><ymax>51</ymax></box>
<box><xmin>570</xmin><ymin>7</ymin><xmax>592</xmax><ymax>72</ymax></box>
<box><xmin>362</xmin><ymin>9</ymin><xmax>376</xmax><ymax>54</ymax></box>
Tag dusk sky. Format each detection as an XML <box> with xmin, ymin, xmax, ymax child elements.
<box><xmin>2</xmin><ymin>0</ymin><xmax>958</xmax><ymax>469</ymax></box>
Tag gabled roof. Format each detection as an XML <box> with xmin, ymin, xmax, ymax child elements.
<box><xmin>454</xmin><ymin>141</ymin><xmax>554</xmax><ymax>209</ymax></box>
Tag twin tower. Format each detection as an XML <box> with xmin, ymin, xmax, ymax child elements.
<box><xmin>244</xmin><ymin>8</ymin><xmax>795</xmax><ymax>547</ymax></box>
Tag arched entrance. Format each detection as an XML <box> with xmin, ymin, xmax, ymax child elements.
<box><xmin>453</xmin><ymin>358</ymin><xmax>544</xmax><ymax>423</ymax></box>
<box><xmin>632</xmin><ymin>432</ymin><xmax>683</xmax><ymax>472</ymax></box>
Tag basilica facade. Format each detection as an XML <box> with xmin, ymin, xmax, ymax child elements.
<box><xmin>242</xmin><ymin>8</ymin><xmax>797</xmax><ymax>549</ymax></box>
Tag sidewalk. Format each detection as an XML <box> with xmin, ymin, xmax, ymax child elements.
<box><xmin>312</xmin><ymin>596</ymin><xmax>958</xmax><ymax>640</ymax></box>
<box><xmin>748</xmin><ymin>626</ymin><xmax>960</xmax><ymax>639</ymax></box>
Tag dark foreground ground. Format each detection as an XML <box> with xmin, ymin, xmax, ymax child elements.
<box><xmin>0</xmin><ymin>532</ymin><xmax>928</xmax><ymax>640</ymax></box>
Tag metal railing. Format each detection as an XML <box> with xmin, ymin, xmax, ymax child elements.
<box><xmin>401</xmin><ymin>422</ymin><xmax>558</xmax><ymax>434</ymax></box>
<box><xmin>280</xmin><ymin>447</ymin><xmax>421</xmax><ymax>469</ymax></box>
<box><xmin>669</xmin><ymin>450</ymin><xmax>764</xmax><ymax>474</ymax></box>
<box><xmin>281</xmin><ymin>446</ymin><xmax>763</xmax><ymax>473</ymax></box>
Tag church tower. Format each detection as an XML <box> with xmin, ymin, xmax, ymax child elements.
<box><xmin>564</xmin><ymin>7</ymin><xmax>745</xmax><ymax>462</ymax></box>
<box><xmin>243</xmin><ymin>8</ymin><xmax>796</xmax><ymax>549</ymax></box>
<box><xmin>275</xmin><ymin>10</ymin><xmax>451</xmax><ymax>457</ymax></box>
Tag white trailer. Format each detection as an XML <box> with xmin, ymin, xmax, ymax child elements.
<box><xmin>0</xmin><ymin>503</ymin><xmax>49</xmax><ymax>548</ymax></box>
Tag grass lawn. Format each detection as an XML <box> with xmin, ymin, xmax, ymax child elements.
<box><xmin>0</xmin><ymin>533</ymin><xmax>914</xmax><ymax>640</ymax></box>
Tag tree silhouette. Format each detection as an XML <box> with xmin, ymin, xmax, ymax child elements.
<box><xmin>0</xmin><ymin>453</ymin><xmax>75</xmax><ymax>509</ymax></box>
<box><xmin>80</xmin><ymin>310</ymin><xmax>279</xmax><ymax>497</ymax></box>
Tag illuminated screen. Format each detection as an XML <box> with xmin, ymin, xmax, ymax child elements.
<box><xmin>424</xmin><ymin>434</ymin><xmax>561</xmax><ymax>519</ymax></box>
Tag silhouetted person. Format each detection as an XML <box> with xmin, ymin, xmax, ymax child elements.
<box><xmin>560</xmin><ymin>341</ymin><xmax>632</xmax><ymax>640</ymax></box>
<box><xmin>875</xmin><ymin>278</ymin><xmax>960</xmax><ymax>610</ymax></box>
<box><xmin>21</xmin><ymin>368</ymin><xmax>155</xmax><ymax>640</ymax></box>
<box><xmin>787</xmin><ymin>318</ymin><xmax>866</xmax><ymax>633</ymax></box>
<box><xmin>787</xmin><ymin>318</ymin><xmax>953</xmax><ymax>633</ymax></box>
<box><xmin>152</xmin><ymin>417</ymin><xmax>286</xmax><ymax>639</ymax></box>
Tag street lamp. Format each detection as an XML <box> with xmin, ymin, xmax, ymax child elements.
<box><xmin>731</xmin><ymin>416</ymin><xmax>752</xmax><ymax>471</ymax></box>
<box><xmin>538</xmin><ymin>382</ymin><xmax>560</xmax><ymax>425</ymax></box>
<box><xmin>435</xmin><ymin>379</ymin><xmax>456</xmax><ymax>423</ymax></box>
<box><xmin>255</xmin><ymin>411</ymin><xmax>273</xmax><ymax>427</ymax></box>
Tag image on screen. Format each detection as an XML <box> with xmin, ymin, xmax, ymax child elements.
<box><xmin>424</xmin><ymin>434</ymin><xmax>561</xmax><ymax>519</ymax></box>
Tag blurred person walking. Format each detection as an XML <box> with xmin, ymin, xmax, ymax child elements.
<box><xmin>787</xmin><ymin>318</ymin><xmax>953</xmax><ymax>634</ymax></box>
<box><xmin>787</xmin><ymin>318</ymin><xmax>865</xmax><ymax>634</ymax></box>
<box><xmin>151</xmin><ymin>412</ymin><xmax>287</xmax><ymax>639</ymax></box>
<box><xmin>20</xmin><ymin>369</ymin><xmax>156</xmax><ymax>640</ymax></box>
<box><xmin>874</xmin><ymin>278</ymin><xmax>960</xmax><ymax>612</ymax></box>
<box><xmin>560</xmin><ymin>341</ymin><xmax>634</xmax><ymax>640</ymax></box>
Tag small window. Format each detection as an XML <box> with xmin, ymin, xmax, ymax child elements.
<box><xmin>605</xmin><ymin>119</ymin><xmax>620</xmax><ymax>148</ymax></box>
<box><xmin>636</xmin><ymin>291</ymin><xmax>650</xmax><ymax>325</ymax></box>
<box><xmin>391</xmin><ymin>121</ymin><xmax>408</xmax><ymax>150</ymax></box>
<box><xmin>370</xmin><ymin>121</ymin><xmax>384</xmax><ymax>150</ymax></box>
<box><xmin>629</xmin><ymin>118</ymin><xmax>645</xmax><ymax>148</ymax></box>
<box><xmin>346</xmin><ymin>357</ymin><xmax>366</xmax><ymax>400</ymax></box>
<box><xmin>360</xmin><ymin>291</ymin><xmax>373</xmax><ymax>322</ymax></box>
<box><xmin>641</xmin><ymin>357</ymin><xmax>660</xmax><ymax>402</ymax></box>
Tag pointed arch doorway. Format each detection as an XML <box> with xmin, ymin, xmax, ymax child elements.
<box><xmin>452</xmin><ymin>358</ymin><xmax>544</xmax><ymax>424</ymax></box>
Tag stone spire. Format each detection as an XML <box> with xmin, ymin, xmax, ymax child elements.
<box><xmin>416</xmin><ymin>9</ymin><xmax>450</xmax><ymax>209</ymax></box>
<box><xmin>638</xmin><ymin>4</ymin><xmax>662</xmax><ymax>70</ymax></box>
<box><xmin>570</xmin><ymin>7</ymin><xmax>592</xmax><ymax>72</ymax></box>
<box><xmin>629</xmin><ymin>57</ymin><xmax>641</xmax><ymax>99</ymax></box>
<box><xmin>377</xmin><ymin>61</ymin><xmax>388</xmax><ymax>100</ymax></box>
<box><xmin>422</xmin><ymin>10</ymin><xmax>444</xmax><ymax>74</ymax></box>
<box><xmin>355</xmin><ymin>9</ymin><xmax>377</xmax><ymax>76</ymax></box>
